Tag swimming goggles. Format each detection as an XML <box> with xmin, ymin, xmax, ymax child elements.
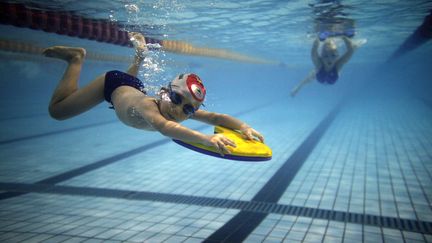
<box><xmin>168</xmin><ymin>84</ymin><xmax>198</xmax><ymax>116</ymax></box>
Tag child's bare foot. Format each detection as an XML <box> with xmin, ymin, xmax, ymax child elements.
<box><xmin>128</xmin><ymin>32</ymin><xmax>148</xmax><ymax>58</ymax></box>
<box><xmin>42</xmin><ymin>46</ymin><xmax>86</xmax><ymax>63</ymax></box>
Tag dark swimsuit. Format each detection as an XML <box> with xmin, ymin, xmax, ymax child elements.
<box><xmin>104</xmin><ymin>70</ymin><xmax>146</xmax><ymax>106</ymax></box>
<box><xmin>316</xmin><ymin>66</ymin><xmax>339</xmax><ymax>84</ymax></box>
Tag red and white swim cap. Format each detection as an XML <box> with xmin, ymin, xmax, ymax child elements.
<box><xmin>170</xmin><ymin>73</ymin><xmax>206</xmax><ymax>105</ymax></box>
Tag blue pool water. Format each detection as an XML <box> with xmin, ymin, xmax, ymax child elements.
<box><xmin>0</xmin><ymin>1</ymin><xmax>432</xmax><ymax>242</ymax></box>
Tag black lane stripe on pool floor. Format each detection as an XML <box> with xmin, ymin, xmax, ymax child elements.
<box><xmin>0</xmin><ymin>137</ymin><xmax>172</xmax><ymax>201</ymax></box>
<box><xmin>205</xmin><ymin>103</ymin><xmax>342</xmax><ymax>242</ymax></box>
<box><xmin>0</xmin><ymin>182</ymin><xmax>430</xmax><ymax>235</ymax></box>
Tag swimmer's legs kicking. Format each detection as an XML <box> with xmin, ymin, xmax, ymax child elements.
<box><xmin>43</xmin><ymin>46</ymin><xmax>106</xmax><ymax>120</ymax></box>
<box><xmin>43</xmin><ymin>33</ymin><xmax>147</xmax><ymax>120</ymax></box>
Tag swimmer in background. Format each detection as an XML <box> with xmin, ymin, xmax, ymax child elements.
<box><xmin>43</xmin><ymin>32</ymin><xmax>264</xmax><ymax>156</ymax></box>
<box><xmin>290</xmin><ymin>36</ymin><xmax>354</xmax><ymax>97</ymax></box>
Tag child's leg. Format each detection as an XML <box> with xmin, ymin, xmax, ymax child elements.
<box><xmin>43</xmin><ymin>46</ymin><xmax>105</xmax><ymax>120</ymax></box>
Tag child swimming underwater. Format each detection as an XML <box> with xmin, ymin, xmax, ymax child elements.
<box><xmin>290</xmin><ymin>36</ymin><xmax>354</xmax><ymax>96</ymax></box>
<box><xmin>43</xmin><ymin>32</ymin><xmax>264</xmax><ymax>156</ymax></box>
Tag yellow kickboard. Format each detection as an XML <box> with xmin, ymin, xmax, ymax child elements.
<box><xmin>172</xmin><ymin>126</ymin><xmax>272</xmax><ymax>161</ymax></box>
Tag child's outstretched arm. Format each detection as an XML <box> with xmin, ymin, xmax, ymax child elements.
<box><xmin>291</xmin><ymin>69</ymin><xmax>316</xmax><ymax>97</ymax></box>
<box><xmin>291</xmin><ymin>38</ymin><xmax>320</xmax><ymax>97</ymax></box>
<box><xmin>311</xmin><ymin>38</ymin><xmax>321</xmax><ymax>68</ymax></box>
<box><xmin>192</xmin><ymin>110</ymin><xmax>264</xmax><ymax>142</ymax></box>
<box><xmin>144</xmin><ymin>108</ymin><xmax>236</xmax><ymax>156</ymax></box>
<box><xmin>335</xmin><ymin>36</ymin><xmax>354</xmax><ymax>71</ymax></box>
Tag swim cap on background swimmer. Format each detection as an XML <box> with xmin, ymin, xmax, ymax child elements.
<box><xmin>170</xmin><ymin>73</ymin><xmax>206</xmax><ymax>106</ymax></box>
